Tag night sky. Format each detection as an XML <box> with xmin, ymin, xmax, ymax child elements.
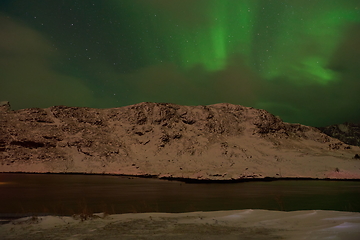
<box><xmin>0</xmin><ymin>0</ymin><xmax>359</xmax><ymax>126</ymax></box>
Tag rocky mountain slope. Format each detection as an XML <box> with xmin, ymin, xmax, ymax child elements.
<box><xmin>1</xmin><ymin>101</ymin><xmax>360</xmax><ymax>180</ymax></box>
<box><xmin>318</xmin><ymin>123</ymin><xmax>360</xmax><ymax>147</ymax></box>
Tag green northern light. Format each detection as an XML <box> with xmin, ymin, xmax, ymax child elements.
<box><xmin>0</xmin><ymin>0</ymin><xmax>359</xmax><ymax>126</ymax></box>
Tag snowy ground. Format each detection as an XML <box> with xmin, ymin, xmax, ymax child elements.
<box><xmin>1</xmin><ymin>209</ymin><xmax>360</xmax><ymax>240</ymax></box>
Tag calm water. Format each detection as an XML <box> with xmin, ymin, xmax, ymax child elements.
<box><xmin>1</xmin><ymin>174</ymin><xmax>360</xmax><ymax>217</ymax></box>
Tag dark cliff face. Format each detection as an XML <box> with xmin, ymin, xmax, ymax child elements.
<box><xmin>318</xmin><ymin>123</ymin><xmax>360</xmax><ymax>147</ymax></box>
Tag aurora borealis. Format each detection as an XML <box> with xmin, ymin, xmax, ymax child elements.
<box><xmin>0</xmin><ymin>0</ymin><xmax>359</xmax><ymax>126</ymax></box>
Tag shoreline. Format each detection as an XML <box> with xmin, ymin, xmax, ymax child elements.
<box><xmin>2</xmin><ymin>171</ymin><xmax>360</xmax><ymax>183</ymax></box>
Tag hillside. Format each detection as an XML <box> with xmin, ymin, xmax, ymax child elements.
<box><xmin>318</xmin><ymin>123</ymin><xmax>360</xmax><ymax>147</ymax></box>
<box><xmin>1</xmin><ymin>101</ymin><xmax>360</xmax><ymax>180</ymax></box>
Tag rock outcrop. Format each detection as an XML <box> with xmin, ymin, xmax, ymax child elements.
<box><xmin>1</xmin><ymin>102</ymin><xmax>360</xmax><ymax>180</ymax></box>
<box><xmin>0</xmin><ymin>101</ymin><xmax>11</xmax><ymax>112</ymax></box>
<box><xmin>318</xmin><ymin>123</ymin><xmax>360</xmax><ymax>147</ymax></box>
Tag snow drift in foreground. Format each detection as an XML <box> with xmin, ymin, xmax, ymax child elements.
<box><xmin>1</xmin><ymin>209</ymin><xmax>360</xmax><ymax>240</ymax></box>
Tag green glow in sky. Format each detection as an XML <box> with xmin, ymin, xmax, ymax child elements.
<box><xmin>132</xmin><ymin>0</ymin><xmax>357</xmax><ymax>85</ymax></box>
<box><xmin>0</xmin><ymin>0</ymin><xmax>359</xmax><ymax>126</ymax></box>
<box><xmin>135</xmin><ymin>0</ymin><xmax>256</xmax><ymax>71</ymax></box>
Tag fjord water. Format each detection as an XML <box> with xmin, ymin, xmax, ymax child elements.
<box><xmin>1</xmin><ymin>174</ymin><xmax>359</xmax><ymax>216</ymax></box>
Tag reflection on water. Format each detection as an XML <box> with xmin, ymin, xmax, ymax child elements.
<box><xmin>0</xmin><ymin>173</ymin><xmax>359</xmax><ymax>216</ymax></box>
